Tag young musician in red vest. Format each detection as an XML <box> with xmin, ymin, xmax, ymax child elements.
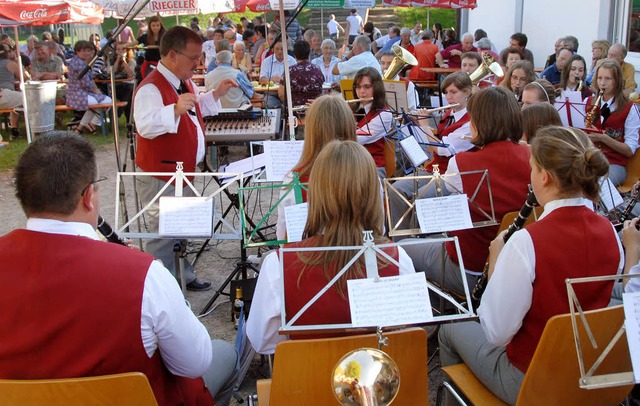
<box><xmin>401</xmin><ymin>87</ymin><xmax>531</xmax><ymax>296</ymax></box>
<box><xmin>0</xmin><ymin>133</ymin><xmax>238</xmax><ymax>406</ymax></box>
<box><xmin>275</xmin><ymin>95</ymin><xmax>356</xmax><ymax>240</ymax></box>
<box><xmin>134</xmin><ymin>26</ymin><xmax>237</xmax><ymax>291</ymax></box>
<box><xmin>439</xmin><ymin>126</ymin><xmax>622</xmax><ymax>404</ymax></box>
<box><xmin>388</xmin><ymin>72</ymin><xmax>474</xmax><ymax>230</ymax></box>
<box><xmin>352</xmin><ymin>67</ymin><xmax>394</xmax><ymax>178</ymax></box>
<box><xmin>247</xmin><ymin>141</ymin><xmax>416</xmax><ymax>354</ymax></box>
<box><xmin>585</xmin><ymin>59</ymin><xmax>640</xmax><ymax>186</ymax></box>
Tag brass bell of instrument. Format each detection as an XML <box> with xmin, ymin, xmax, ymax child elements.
<box><xmin>332</xmin><ymin>348</ymin><xmax>400</xmax><ymax>405</ymax></box>
<box><xmin>383</xmin><ymin>45</ymin><xmax>419</xmax><ymax>80</ymax></box>
<box><xmin>468</xmin><ymin>53</ymin><xmax>504</xmax><ymax>85</ymax></box>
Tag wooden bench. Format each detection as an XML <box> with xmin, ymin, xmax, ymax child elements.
<box><xmin>0</xmin><ymin>101</ymin><xmax>128</xmax><ymax>137</ymax></box>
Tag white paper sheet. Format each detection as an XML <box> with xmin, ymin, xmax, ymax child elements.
<box><xmin>623</xmin><ymin>291</ymin><xmax>640</xmax><ymax>383</ymax></box>
<box><xmin>555</xmin><ymin>98</ymin><xmax>587</xmax><ymax>128</ymax></box>
<box><xmin>263</xmin><ymin>140</ymin><xmax>304</xmax><ymax>182</ymax></box>
<box><xmin>348</xmin><ymin>273</ymin><xmax>432</xmax><ymax>327</ymax></box>
<box><xmin>400</xmin><ymin>136</ymin><xmax>429</xmax><ymax>167</ymax></box>
<box><xmin>284</xmin><ymin>202</ymin><xmax>308</xmax><ymax>243</ymax></box>
<box><xmin>159</xmin><ymin>196</ymin><xmax>214</xmax><ymax>238</ymax></box>
<box><xmin>415</xmin><ymin>194</ymin><xmax>473</xmax><ymax>233</ymax></box>
<box><xmin>599</xmin><ymin>177</ymin><xmax>624</xmax><ymax>212</ymax></box>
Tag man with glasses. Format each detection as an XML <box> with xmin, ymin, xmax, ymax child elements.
<box><xmin>134</xmin><ymin>26</ymin><xmax>238</xmax><ymax>292</ymax></box>
<box><xmin>0</xmin><ymin>132</ymin><xmax>238</xmax><ymax>405</ymax></box>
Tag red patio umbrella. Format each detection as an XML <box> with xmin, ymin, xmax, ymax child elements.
<box><xmin>382</xmin><ymin>0</ymin><xmax>476</xmax><ymax>8</ymax></box>
<box><xmin>0</xmin><ymin>0</ymin><xmax>104</xmax><ymax>26</ymax></box>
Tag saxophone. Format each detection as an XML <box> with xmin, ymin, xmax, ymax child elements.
<box><xmin>584</xmin><ymin>90</ymin><xmax>603</xmax><ymax>127</ymax></box>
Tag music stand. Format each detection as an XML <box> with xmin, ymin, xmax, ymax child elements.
<box><xmin>565</xmin><ymin>274</ymin><xmax>640</xmax><ymax>388</ymax></box>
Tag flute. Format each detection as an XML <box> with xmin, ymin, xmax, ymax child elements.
<box><xmin>345</xmin><ymin>97</ymin><xmax>374</xmax><ymax>104</ymax></box>
<box><xmin>419</xmin><ymin>103</ymin><xmax>460</xmax><ymax>115</ymax></box>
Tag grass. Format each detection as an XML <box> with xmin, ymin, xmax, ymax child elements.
<box><xmin>0</xmin><ymin>112</ymin><xmax>129</xmax><ymax>173</ymax></box>
<box><xmin>395</xmin><ymin>7</ymin><xmax>456</xmax><ymax>30</ymax></box>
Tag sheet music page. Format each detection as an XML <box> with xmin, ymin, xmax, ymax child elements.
<box><xmin>284</xmin><ymin>202</ymin><xmax>308</xmax><ymax>243</ymax></box>
<box><xmin>400</xmin><ymin>136</ymin><xmax>429</xmax><ymax>167</ymax></box>
<box><xmin>623</xmin><ymin>291</ymin><xmax>640</xmax><ymax>383</ymax></box>
<box><xmin>159</xmin><ymin>196</ymin><xmax>214</xmax><ymax>238</ymax></box>
<box><xmin>599</xmin><ymin>177</ymin><xmax>624</xmax><ymax>211</ymax></box>
<box><xmin>263</xmin><ymin>140</ymin><xmax>304</xmax><ymax>181</ymax></box>
<box><xmin>415</xmin><ymin>194</ymin><xmax>473</xmax><ymax>233</ymax></box>
<box><xmin>220</xmin><ymin>153</ymin><xmax>266</xmax><ymax>184</ymax></box>
<box><xmin>348</xmin><ymin>273</ymin><xmax>432</xmax><ymax>327</ymax></box>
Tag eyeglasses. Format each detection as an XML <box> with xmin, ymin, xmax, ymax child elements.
<box><xmin>176</xmin><ymin>50</ymin><xmax>201</xmax><ymax>62</ymax></box>
<box><xmin>81</xmin><ymin>176</ymin><xmax>108</xmax><ymax>196</ymax></box>
<box><xmin>355</xmin><ymin>84</ymin><xmax>373</xmax><ymax>90</ymax></box>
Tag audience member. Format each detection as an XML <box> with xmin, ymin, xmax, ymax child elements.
<box><xmin>607</xmin><ymin>43</ymin><xmax>638</xmax><ymax>96</ymax></box>
<box><xmin>278</xmin><ymin>41</ymin><xmax>324</xmax><ymax>107</ymax></box>
<box><xmin>540</xmin><ymin>48</ymin><xmax>573</xmax><ymax>85</ymax></box>
<box><xmin>440</xmin><ymin>32</ymin><xmax>475</xmax><ymax>69</ymax></box>
<box><xmin>334</xmin><ymin>35</ymin><xmax>381</xmax><ymax>78</ymax></box>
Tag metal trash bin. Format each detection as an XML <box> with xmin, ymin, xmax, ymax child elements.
<box><xmin>24</xmin><ymin>80</ymin><xmax>58</xmax><ymax>133</ymax></box>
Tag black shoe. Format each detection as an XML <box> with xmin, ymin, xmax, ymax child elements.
<box><xmin>9</xmin><ymin>128</ymin><xmax>19</xmax><ymax>140</ymax></box>
<box><xmin>186</xmin><ymin>278</ymin><xmax>212</xmax><ymax>291</ymax></box>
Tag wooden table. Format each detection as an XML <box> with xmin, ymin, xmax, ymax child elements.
<box><xmin>420</xmin><ymin>67</ymin><xmax>460</xmax><ymax>106</ymax></box>
<box><xmin>192</xmin><ymin>74</ymin><xmax>205</xmax><ymax>86</ymax></box>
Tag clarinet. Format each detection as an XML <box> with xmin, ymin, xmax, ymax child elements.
<box><xmin>97</xmin><ymin>215</ymin><xmax>128</xmax><ymax>246</ymax></box>
<box><xmin>614</xmin><ymin>191</ymin><xmax>640</xmax><ymax>232</ymax></box>
<box><xmin>470</xmin><ymin>185</ymin><xmax>538</xmax><ymax>310</ymax></box>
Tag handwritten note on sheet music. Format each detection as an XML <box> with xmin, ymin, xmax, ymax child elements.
<box><xmin>263</xmin><ymin>141</ymin><xmax>304</xmax><ymax>181</ymax></box>
<box><xmin>415</xmin><ymin>194</ymin><xmax>473</xmax><ymax>233</ymax></box>
<box><xmin>623</xmin><ymin>292</ymin><xmax>640</xmax><ymax>383</ymax></box>
<box><xmin>284</xmin><ymin>203</ymin><xmax>308</xmax><ymax>243</ymax></box>
<box><xmin>400</xmin><ymin>136</ymin><xmax>429</xmax><ymax>167</ymax></box>
<box><xmin>158</xmin><ymin>197</ymin><xmax>214</xmax><ymax>238</ymax></box>
<box><xmin>348</xmin><ymin>273</ymin><xmax>432</xmax><ymax>327</ymax></box>
<box><xmin>599</xmin><ymin>177</ymin><xmax>624</xmax><ymax>212</ymax></box>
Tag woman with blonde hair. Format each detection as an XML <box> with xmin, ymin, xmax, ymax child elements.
<box><xmin>585</xmin><ymin>59</ymin><xmax>640</xmax><ymax>185</ymax></box>
<box><xmin>586</xmin><ymin>39</ymin><xmax>611</xmax><ymax>86</ymax></box>
<box><xmin>275</xmin><ymin>94</ymin><xmax>357</xmax><ymax>240</ymax></box>
<box><xmin>440</xmin><ymin>126</ymin><xmax>621</xmax><ymax>404</ymax></box>
<box><xmin>500</xmin><ymin>60</ymin><xmax>536</xmax><ymax>100</ymax></box>
<box><xmin>247</xmin><ymin>140</ymin><xmax>415</xmax><ymax>354</ymax></box>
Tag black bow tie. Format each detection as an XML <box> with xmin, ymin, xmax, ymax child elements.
<box><xmin>176</xmin><ymin>80</ymin><xmax>196</xmax><ymax>116</ymax></box>
<box><xmin>601</xmin><ymin>102</ymin><xmax>611</xmax><ymax>122</ymax></box>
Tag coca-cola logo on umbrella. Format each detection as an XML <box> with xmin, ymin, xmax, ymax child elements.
<box><xmin>19</xmin><ymin>8</ymin><xmax>48</xmax><ymax>20</ymax></box>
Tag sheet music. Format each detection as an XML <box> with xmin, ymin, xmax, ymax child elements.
<box><xmin>555</xmin><ymin>98</ymin><xmax>587</xmax><ymax>127</ymax></box>
<box><xmin>263</xmin><ymin>140</ymin><xmax>304</xmax><ymax>181</ymax></box>
<box><xmin>220</xmin><ymin>153</ymin><xmax>266</xmax><ymax>184</ymax></box>
<box><xmin>623</xmin><ymin>291</ymin><xmax>640</xmax><ymax>383</ymax></box>
<box><xmin>159</xmin><ymin>196</ymin><xmax>214</xmax><ymax>238</ymax></box>
<box><xmin>400</xmin><ymin>136</ymin><xmax>429</xmax><ymax>167</ymax></box>
<box><xmin>415</xmin><ymin>194</ymin><xmax>473</xmax><ymax>233</ymax></box>
<box><xmin>348</xmin><ymin>273</ymin><xmax>432</xmax><ymax>327</ymax></box>
<box><xmin>284</xmin><ymin>202</ymin><xmax>308</xmax><ymax>243</ymax></box>
<box><xmin>599</xmin><ymin>177</ymin><xmax>624</xmax><ymax>211</ymax></box>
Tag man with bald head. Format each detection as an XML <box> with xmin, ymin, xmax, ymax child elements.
<box><xmin>540</xmin><ymin>47</ymin><xmax>573</xmax><ymax>85</ymax></box>
<box><xmin>607</xmin><ymin>43</ymin><xmax>637</xmax><ymax>96</ymax></box>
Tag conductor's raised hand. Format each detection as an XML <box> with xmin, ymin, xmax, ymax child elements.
<box><xmin>212</xmin><ymin>78</ymin><xmax>239</xmax><ymax>100</ymax></box>
<box><xmin>174</xmin><ymin>93</ymin><xmax>198</xmax><ymax>119</ymax></box>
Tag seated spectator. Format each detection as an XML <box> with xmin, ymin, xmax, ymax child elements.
<box><xmin>440</xmin><ymin>32</ymin><xmax>475</xmax><ymax>69</ymax></box>
<box><xmin>0</xmin><ymin>44</ymin><xmax>23</xmax><ymax>140</ymax></box>
<box><xmin>441</xmin><ymin>28</ymin><xmax>459</xmax><ymax>49</ymax></box>
<box><xmin>586</xmin><ymin>40</ymin><xmax>610</xmax><ymax>86</ymax></box>
<box><xmin>500</xmin><ymin>47</ymin><xmax>524</xmax><ymax>71</ymax></box>
<box><xmin>260</xmin><ymin>39</ymin><xmax>296</xmax><ymax>108</ymax></box>
<box><xmin>476</xmin><ymin>37</ymin><xmax>500</xmax><ymax>63</ymax></box>
<box><xmin>408</xmin><ymin>30</ymin><xmax>444</xmax><ymax>82</ymax></box>
<box><xmin>205</xmin><ymin>50</ymin><xmax>257</xmax><ymax>108</ymax></box>
<box><xmin>375</xmin><ymin>26</ymin><xmax>401</xmax><ymax>58</ymax></box>
<box><xmin>311</xmin><ymin>39</ymin><xmax>342</xmax><ymax>87</ymax></box>
<box><xmin>231</xmin><ymin>41</ymin><xmax>252</xmax><ymax>75</ymax></box>
<box><xmin>500</xmin><ymin>32</ymin><xmax>535</xmax><ymax>66</ymax></box>
<box><xmin>607</xmin><ymin>43</ymin><xmax>637</xmax><ymax>96</ymax></box>
<box><xmin>31</xmin><ymin>41</ymin><xmax>64</xmax><ymax>81</ymax></box>
<box><xmin>398</xmin><ymin>27</ymin><xmax>414</xmax><ymax>54</ymax></box>
<box><xmin>207</xmin><ymin>39</ymin><xmax>231</xmax><ymax>73</ymax></box>
<box><xmin>110</xmin><ymin>41</ymin><xmax>136</xmax><ymax>122</ymax></box>
<box><xmin>540</xmin><ymin>48</ymin><xmax>573</xmax><ymax>85</ymax></box>
<box><xmin>279</xmin><ymin>41</ymin><xmax>324</xmax><ymax>107</ymax></box>
<box><xmin>333</xmin><ymin>35</ymin><xmax>381</xmax><ymax>78</ymax></box>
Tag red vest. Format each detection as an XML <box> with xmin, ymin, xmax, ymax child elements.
<box><xmin>136</xmin><ymin>69</ymin><xmax>205</xmax><ymax>181</ymax></box>
<box><xmin>0</xmin><ymin>230</ymin><xmax>213</xmax><ymax>406</ymax></box>
<box><xmin>445</xmin><ymin>141</ymin><xmax>531</xmax><ymax>272</ymax></box>
<box><xmin>585</xmin><ymin>95</ymin><xmax>634</xmax><ymax>167</ymax></box>
<box><xmin>426</xmin><ymin>111</ymin><xmax>471</xmax><ymax>173</ymax></box>
<box><xmin>358</xmin><ymin>109</ymin><xmax>389</xmax><ymax>168</ymax></box>
<box><xmin>506</xmin><ymin>206</ymin><xmax>619</xmax><ymax>372</ymax></box>
<box><xmin>283</xmin><ymin>237</ymin><xmax>400</xmax><ymax>339</ymax></box>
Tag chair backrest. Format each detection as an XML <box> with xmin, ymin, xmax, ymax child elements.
<box><xmin>497</xmin><ymin>206</ymin><xmax>544</xmax><ymax>235</ymax></box>
<box><xmin>618</xmin><ymin>147</ymin><xmax>640</xmax><ymax>193</ymax></box>
<box><xmin>517</xmin><ymin>306</ymin><xmax>633</xmax><ymax>405</ymax></box>
<box><xmin>0</xmin><ymin>372</ymin><xmax>157</xmax><ymax>406</ymax></box>
<box><xmin>269</xmin><ymin>327</ymin><xmax>428</xmax><ymax>405</ymax></box>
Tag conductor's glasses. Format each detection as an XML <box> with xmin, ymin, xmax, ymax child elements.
<box><xmin>81</xmin><ymin>176</ymin><xmax>108</xmax><ymax>196</ymax></box>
